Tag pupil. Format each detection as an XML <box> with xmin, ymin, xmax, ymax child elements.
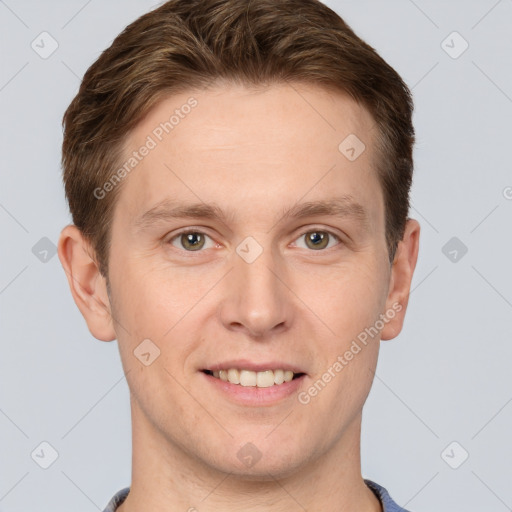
<box><xmin>311</xmin><ymin>232</ymin><xmax>322</xmax><ymax>244</ymax></box>
<box><xmin>308</xmin><ymin>231</ymin><xmax>327</xmax><ymax>250</ymax></box>
<box><xmin>183</xmin><ymin>232</ymin><xmax>203</xmax><ymax>250</ymax></box>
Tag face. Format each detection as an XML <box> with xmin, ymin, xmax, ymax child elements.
<box><xmin>63</xmin><ymin>82</ymin><xmax>418</xmax><ymax>479</ymax></box>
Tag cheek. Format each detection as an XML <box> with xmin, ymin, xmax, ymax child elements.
<box><xmin>312</xmin><ymin>258</ymin><xmax>387</xmax><ymax>399</ymax></box>
<box><xmin>297</xmin><ymin>265</ymin><xmax>384</xmax><ymax>431</ymax></box>
<box><xmin>109</xmin><ymin>258</ymin><xmax>215</xmax><ymax>384</ymax></box>
<box><xmin>306</xmin><ymin>258</ymin><xmax>389</xmax><ymax>338</ymax></box>
<box><xmin>109</xmin><ymin>256</ymin><xmax>200</xmax><ymax>338</ymax></box>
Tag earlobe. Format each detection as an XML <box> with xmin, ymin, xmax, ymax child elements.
<box><xmin>57</xmin><ymin>225</ymin><xmax>117</xmax><ymax>342</ymax></box>
<box><xmin>381</xmin><ymin>219</ymin><xmax>420</xmax><ymax>341</ymax></box>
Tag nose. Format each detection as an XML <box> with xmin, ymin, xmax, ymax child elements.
<box><xmin>218</xmin><ymin>241</ymin><xmax>293</xmax><ymax>339</ymax></box>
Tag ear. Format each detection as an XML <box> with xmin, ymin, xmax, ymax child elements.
<box><xmin>57</xmin><ymin>224</ymin><xmax>116</xmax><ymax>342</ymax></box>
<box><xmin>381</xmin><ymin>218</ymin><xmax>420</xmax><ymax>341</ymax></box>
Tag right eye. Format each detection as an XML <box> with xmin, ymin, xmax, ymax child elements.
<box><xmin>167</xmin><ymin>230</ymin><xmax>216</xmax><ymax>252</ymax></box>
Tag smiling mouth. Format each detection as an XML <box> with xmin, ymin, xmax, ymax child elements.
<box><xmin>202</xmin><ymin>369</ymin><xmax>306</xmax><ymax>387</ymax></box>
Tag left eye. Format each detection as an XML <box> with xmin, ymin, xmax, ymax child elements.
<box><xmin>293</xmin><ymin>230</ymin><xmax>341</xmax><ymax>251</ymax></box>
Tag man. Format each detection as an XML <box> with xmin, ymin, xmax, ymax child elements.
<box><xmin>58</xmin><ymin>0</ymin><xmax>420</xmax><ymax>510</ymax></box>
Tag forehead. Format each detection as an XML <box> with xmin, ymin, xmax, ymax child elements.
<box><xmin>114</xmin><ymin>82</ymin><xmax>382</xmax><ymax>229</ymax></box>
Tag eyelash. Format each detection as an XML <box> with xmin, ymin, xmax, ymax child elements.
<box><xmin>166</xmin><ymin>227</ymin><xmax>342</xmax><ymax>253</ymax></box>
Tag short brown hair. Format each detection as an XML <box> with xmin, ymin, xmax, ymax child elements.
<box><xmin>61</xmin><ymin>0</ymin><xmax>414</xmax><ymax>276</ymax></box>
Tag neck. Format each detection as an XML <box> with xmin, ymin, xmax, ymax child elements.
<box><xmin>118</xmin><ymin>397</ymin><xmax>382</xmax><ymax>512</ymax></box>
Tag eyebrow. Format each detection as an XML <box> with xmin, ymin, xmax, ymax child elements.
<box><xmin>133</xmin><ymin>195</ymin><xmax>370</xmax><ymax>232</ymax></box>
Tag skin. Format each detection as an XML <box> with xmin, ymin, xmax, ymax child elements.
<box><xmin>58</xmin><ymin>82</ymin><xmax>420</xmax><ymax>512</ymax></box>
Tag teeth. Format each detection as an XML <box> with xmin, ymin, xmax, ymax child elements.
<box><xmin>257</xmin><ymin>370</ymin><xmax>274</xmax><ymax>388</ymax></box>
<box><xmin>227</xmin><ymin>368</ymin><xmax>240</xmax><ymax>384</ymax></box>
<box><xmin>273</xmin><ymin>369</ymin><xmax>284</xmax><ymax>385</ymax></box>
<box><xmin>209</xmin><ymin>368</ymin><xmax>300</xmax><ymax>387</ymax></box>
<box><xmin>240</xmin><ymin>370</ymin><xmax>257</xmax><ymax>386</ymax></box>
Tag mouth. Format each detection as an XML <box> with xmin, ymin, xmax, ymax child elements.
<box><xmin>201</xmin><ymin>368</ymin><xmax>306</xmax><ymax>388</ymax></box>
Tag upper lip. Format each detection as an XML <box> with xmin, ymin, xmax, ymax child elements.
<box><xmin>203</xmin><ymin>359</ymin><xmax>306</xmax><ymax>374</ymax></box>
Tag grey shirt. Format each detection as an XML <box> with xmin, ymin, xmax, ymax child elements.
<box><xmin>102</xmin><ymin>479</ymin><xmax>411</xmax><ymax>511</ymax></box>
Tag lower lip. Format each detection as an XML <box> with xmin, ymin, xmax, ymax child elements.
<box><xmin>201</xmin><ymin>371</ymin><xmax>306</xmax><ymax>406</ymax></box>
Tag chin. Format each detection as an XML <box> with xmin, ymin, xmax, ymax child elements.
<box><xmin>218</xmin><ymin>456</ymin><xmax>306</xmax><ymax>481</ymax></box>
<box><xmin>198</xmin><ymin>437</ymin><xmax>312</xmax><ymax>481</ymax></box>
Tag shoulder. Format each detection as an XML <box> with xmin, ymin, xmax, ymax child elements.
<box><xmin>102</xmin><ymin>487</ymin><xmax>130</xmax><ymax>512</ymax></box>
<box><xmin>365</xmin><ymin>479</ymin><xmax>412</xmax><ymax>512</ymax></box>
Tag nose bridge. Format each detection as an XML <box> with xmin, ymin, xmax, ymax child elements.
<box><xmin>220</xmin><ymin>237</ymin><xmax>290</xmax><ymax>337</ymax></box>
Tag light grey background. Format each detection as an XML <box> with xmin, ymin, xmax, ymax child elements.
<box><xmin>1</xmin><ymin>0</ymin><xmax>511</xmax><ymax>510</ymax></box>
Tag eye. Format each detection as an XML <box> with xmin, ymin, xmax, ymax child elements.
<box><xmin>293</xmin><ymin>229</ymin><xmax>341</xmax><ymax>251</ymax></box>
<box><xmin>168</xmin><ymin>230</ymin><xmax>216</xmax><ymax>251</ymax></box>
<box><xmin>167</xmin><ymin>228</ymin><xmax>341</xmax><ymax>252</ymax></box>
